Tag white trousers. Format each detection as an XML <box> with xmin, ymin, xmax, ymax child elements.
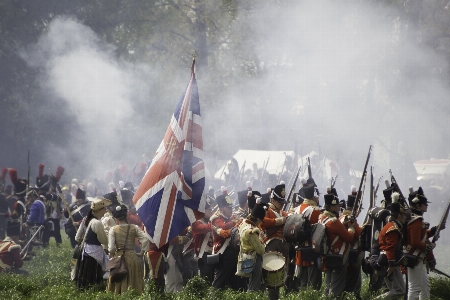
<box><xmin>165</xmin><ymin>254</ymin><xmax>183</xmax><ymax>293</ymax></box>
<box><xmin>407</xmin><ymin>262</ymin><xmax>430</xmax><ymax>300</ymax></box>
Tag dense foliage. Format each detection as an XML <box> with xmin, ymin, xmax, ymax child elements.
<box><xmin>1</xmin><ymin>235</ymin><xmax>449</xmax><ymax>299</ymax></box>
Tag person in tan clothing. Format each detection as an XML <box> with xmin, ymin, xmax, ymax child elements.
<box><xmin>107</xmin><ymin>204</ymin><xmax>150</xmax><ymax>295</ymax></box>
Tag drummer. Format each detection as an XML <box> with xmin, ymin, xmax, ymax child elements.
<box><xmin>63</xmin><ymin>188</ymin><xmax>90</xmax><ymax>248</ymax></box>
<box><xmin>259</xmin><ymin>183</ymin><xmax>289</xmax><ymax>300</ymax></box>
<box><xmin>237</xmin><ymin>201</ymin><xmax>268</xmax><ymax>291</ymax></box>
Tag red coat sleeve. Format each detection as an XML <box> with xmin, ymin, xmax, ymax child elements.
<box><xmin>384</xmin><ymin>231</ymin><xmax>400</xmax><ymax>261</ymax></box>
<box><xmin>192</xmin><ymin>221</ymin><xmax>212</xmax><ymax>235</ymax></box>
<box><xmin>329</xmin><ymin>220</ymin><xmax>355</xmax><ymax>243</ymax></box>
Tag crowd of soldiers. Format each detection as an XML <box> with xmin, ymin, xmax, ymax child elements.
<box><xmin>0</xmin><ymin>160</ymin><xmax>447</xmax><ymax>300</ymax></box>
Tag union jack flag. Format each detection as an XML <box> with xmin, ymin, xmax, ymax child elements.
<box><xmin>133</xmin><ymin>60</ymin><xmax>205</xmax><ymax>248</ymax></box>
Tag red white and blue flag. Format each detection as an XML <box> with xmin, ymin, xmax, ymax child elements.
<box><xmin>133</xmin><ymin>60</ymin><xmax>205</xmax><ymax>248</ymax></box>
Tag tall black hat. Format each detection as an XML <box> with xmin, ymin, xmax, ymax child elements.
<box><xmin>36</xmin><ymin>174</ymin><xmax>51</xmax><ymax>192</ymax></box>
<box><xmin>237</xmin><ymin>190</ymin><xmax>248</xmax><ymax>207</ymax></box>
<box><xmin>76</xmin><ymin>188</ymin><xmax>86</xmax><ymax>201</ymax></box>
<box><xmin>248</xmin><ymin>191</ymin><xmax>261</xmax><ymax>210</ymax></box>
<box><xmin>307</xmin><ymin>178</ymin><xmax>317</xmax><ymax>187</ymax></box>
<box><xmin>292</xmin><ymin>193</ymin><xmax>303</xmax><ymax>205</ymax></box>
<box><xmin>216</xmin><ymin>194</ymin><xmax>233</xmax><ymax>208</ymax></box>
<box><xmin>383</xmin><ymin>187</ymin><xmax>394</xmax><ymax>203</ymax></box>
<box><xmin>324</xmin><ymin>193</ymin><xmax>339</xmax><ymax>206</ymax></box>
<box><xmin>260</xmin><ymin>192</ymin><xmax>270</xmax><ymax>204</ymax></box>
<box><xmin>347</xmin><ymin>195</ymin><xmax>356</xmax><ymax>208</ymax></box>
<box><xmin>390</xmin><ymin>202</ymin><xmax>405</xmax><ymax>215</ymax></box>
<box><xmin>251</xmin><ymin>203</ymin><xmax>268</xmax><ymax>221</ymax></box>
<box><xmin>303</xmin><ymin>185</ymin><xmax>315</xmax><ymax>199</ymax></box>
<box><xmin>271</xmin><ymin>183</ymin><xmax>286</xmax><ymax>204</ymax></box>
<box><xmin>8</xmin><ymin>169</ymin><xmax>27</xmax><ymax>197</ymax></box>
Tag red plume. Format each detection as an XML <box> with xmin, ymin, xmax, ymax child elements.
<box><xmin>55</xmin><ymin>166</ymin><xmax>65</xmax><ymax>182</ymax></box>
<box><xmin>8</xmin><ymin>169</ymin><xmax>18</xmax><ymax>185</ymax></box>
<box><xmin>1</xmin><ymin>167</ymin><xmax>7</xmax><ymax>180</ymax></box>
<box><xmin>38</xmin><ymin>163</ymin><xmax>45</xmax><ymax>178</ymax></box>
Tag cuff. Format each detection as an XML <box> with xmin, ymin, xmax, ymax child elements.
<box><xmin>348</xmin><ymin>228</ymin><xmax>355</xmax><ymax>234</ymax></box>
<box><xmin>275</xmin><ymin>217</ymin><xmax>285</xmax><ymax>226</ymax></box>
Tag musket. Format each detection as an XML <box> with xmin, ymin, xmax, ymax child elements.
<box><xmin>351</xmin><ymin>145</ymin><xmax>372</xmax><ymax>220</ymax></box>
<box><xmin>56</xmin><ymin>184</ymin><xmax>75</xmax><ymax>223</ymax></box>
<box><xmin>423</xmin><ymin>198</ymin><xmax>450</xmax><ymax>261</ymax></box>
<box><xmin>433</xmin><ymin>268</ymin><xmax>450</xmax><ymax>279</ymax></box>
<box><xmin>389</xmin><ymin>170</ymin><xmax>410</xmax><ymax>209</ymax></box>
<box><xmin>363</xmin><ymin>167</ymin><xmax>375</xmax><ymax>225</ymax></box>
<box><xmin>258</xmin><ymin>156</ymin><xmax>270</xmax><ymax>191</ymax></box>
<box><xmin>20</xmin><ymin>225</ymin><xmax>45</xmax><ymax>257</ymax></box>
<box><xmin>331</xmin><ymin>174</ymin><xmax>338</xmax><ymax>189</ymax></box>
<box><xmin>236</xmin><ymin>160</ymin><xmax>246</xmax><ymax>190</ymax></box>
<box><xmin>125</xmin><ymin>161</ymin><xmax>139</xmax><ymax>182</ymax></box>
<box><xmin>283</xmin><ymin>165</ymin><xmax>302</xmax><ymax>211</ymax></box>
<box><xmin>307</xmin><ymin>157</ymin><xmax>312</xmax><ymax>180</ymax></box>
<box><xmin>374</xmin><ymin>175</ymin><xmax>383</xmax><ymax>202</ymax></box>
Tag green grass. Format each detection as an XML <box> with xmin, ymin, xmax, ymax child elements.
<box><xmin>1</xmin><ymin>232</ymin><xmax>450</xmax><ymax>299</ymax></box>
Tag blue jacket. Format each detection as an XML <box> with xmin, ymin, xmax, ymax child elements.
<box><xmin>27</xmin><ymin>198</ymin><xmax>45</xmax><ymax>225</ymax></box>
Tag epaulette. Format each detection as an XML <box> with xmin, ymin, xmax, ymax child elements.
<box><xmin>209</xmin><ymin>213</ymin><xmax>220</xmax><ymax>223</ymax></box>
<box><xmin>8</xmin><ymin>244</ymin><xmax>21</xmax><ymax>252</ymax></box>
<box><xmin>407</xmin><ymin>215</ymin><xmax>423</xmax><ymax>226</ymax></box>
<box><xmin>385</xmin><ymin>222</ymin><xmax>401</xmax><ymax>235</ymax></box>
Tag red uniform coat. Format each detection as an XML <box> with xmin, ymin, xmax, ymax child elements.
<box><xmin>379</xmin><ymin>220</ymin><xmax>402</xmax><ymax>265</ymax></box>
<box><xmin>210</xmin><ymin>212</ymin><xmax>235</xmax><ymax>253</ymax></box>
<box><xmin>405</xmin><ymin>213</ymin><xmax>434</xmax><ymax>259</ymax></box>
<box><xmin>0</xmin><ymin>238</ymin><xmax>23</xmax><ymax>272</ymax></box>
<box><xmin>192</xmin><ymin>218</ymin><xmax>213</xmax><ymax>257</ymax></box>
<box><xmin>259</xmin><ymin>203</ymin><xmax>288</xmax><ymax>244</ymax></box>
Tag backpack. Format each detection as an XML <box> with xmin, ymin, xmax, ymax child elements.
<box><xmin>310</xmin><ymin>221</ymin><xmax>329</xmax><ymax>256</ymax></box>
<box><xmin>283</xmin><ymin>214</ymin><xmax>311</xmax><ymax>245</ymax></box>
<box><xmin>359</xmin><ymin>223</ymin><xmax>372</xmax><ymax>252</ymax></box>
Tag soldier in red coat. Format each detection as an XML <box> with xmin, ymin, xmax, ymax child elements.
<box><xmin>210</xmin><ymin>191</ymin><xmax>240</xmax><ymax>290</ymax></box>
<box><xmin>294</xmin><ymin>183</ymin><xmax>322</xmax><ymax>290</ymax></box>
<box><xmin>191</xmin><ymin>200</ymin><xmax>214</xmax><ymax>284</ymax></box>
<box><xmin>0</xmin><ymin>223</ymin><xmax>27</xmax><ymax>275</ymax></box>
<box><xmin>375</xmin><ymin>198</ymin><xmax>407</xmax><ymax>299</ymax></box>
<box><xmin>319</xmin><ymin>192</ymin><xmax>358</xmax><ymax>298</ymax></box>
<box><xmin>259</xmin><ymin>183</ymin><xmax>289</xmax><ymax>300</ymax></box>
<box><xmin>405</xmin><ymin>187</ymin><xmax>438</xmax><ymax>300</ymax></box>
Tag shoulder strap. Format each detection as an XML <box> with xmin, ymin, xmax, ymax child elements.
<box><xmin>79</xmin><ymin>218</ymin><xmax>92</xmax><ymax>246</ymax></box>
<box><xmin>123</xmin><ymin>224</ymin><xmax>131</xmax><ymax>255</ymax></box>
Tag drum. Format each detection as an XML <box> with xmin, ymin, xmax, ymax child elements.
<box><xmin>71</xmin><ymin>203</ymin><xmax>91</xmax><ymax>222</ymax></box>
<box><xmin>262</xmin><ymin>251</ymin><xmax>286</xmax><ymax>288</ymax></box>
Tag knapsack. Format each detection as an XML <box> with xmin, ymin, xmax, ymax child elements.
<box><xmin>310</xmin><ymin>221</ymin><xmax>329</xmax><ymax>256</ymax></box>
<box><xmin>283</xmin><ymin>214</ymin><xmax>311</xmax><ymax>245</ymax></box>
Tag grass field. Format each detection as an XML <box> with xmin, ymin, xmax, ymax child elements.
<box><xmin>1</xmin><ymin>233</ymin><xmax>450</xmax><ymax>299</ymax></box>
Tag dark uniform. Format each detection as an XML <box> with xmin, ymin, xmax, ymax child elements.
<box><xmin>6</xmin><ymin>169</ymin><xmax>28</xmax><ymax>243</ymax></box>
<box><xmin>63</xmin><ymin>189</ymin><xmax>90</xmax><ymax>248</ymax></box>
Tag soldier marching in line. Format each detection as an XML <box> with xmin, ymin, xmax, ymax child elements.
<box><xmin>374</xmin><ymin>195</ymin><xmax>407</xmax><ymax>299</ymax></box>
<box><xmin>210</xmin><ymin>191</ymin><xmax>242</xmax><ymax>290</ymax></box>
<box><xmin>405</xmin><ymin>187</ymin><xmax>438</xmax><ymax>300</ymax></box>
<box><xmin>320</xmin><ymin>192</ymin><xmax>360</xmax><ymax>299</ymax></box>
<box><xmin>259</xmin><ymin>183</ymin><xmax>289</xmax><ymax>300</ymax></box>
<box><xmin>294</xmin><ymin>182</ymin><xmax>323</xmax><ymax>291</ymax></box>
<box><xmin>339</xmin><ymin>187</ymin><xmax>363</xmax><ymax>300</ymax></box>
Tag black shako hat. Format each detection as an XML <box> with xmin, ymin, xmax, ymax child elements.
<box><xmin>383</xmin><ymin>187</ymin><xmax>394</xmax><ymax>203</ymax></box>
<box><xmin>271</xmin><ymin>183</ymin><xmax>286</xmax><ymax>204</ymax></box>
<box><xmin>237</xmin><ymin>190</ymin><xmax>248</xmax><ymax>207</ymax></box>
<box><xmin>76</xmin><ymin>188</ymin><xmax>86</xmax><ymax>201</ymax></box>
<box><xmin>248</xmin><ymin>191</ymin><xmax>261</xmax><ymax>210</ymax></box>
<box><xmin>347</xmin><ymin>195</ymin><xmax>356</xmax><ymax>208</ymax></box>
<box><xmin>251</xmin><ymin>203</ymin><xmax>268</xmax><ymax>221</ymax></box>
<box><xmin>216</xmin><ymin>194</ymin><xmax>233</xmax><ymax>208</ymax></box>
<box><xmin>324</xmin><ymin>193</ymin><xmax>339</xmax><ymax>206</ymax></box>
<box><xmin>390</xmin><ymin>202</ymin><xmax>405</xmax><ymax>215</ymax></box>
